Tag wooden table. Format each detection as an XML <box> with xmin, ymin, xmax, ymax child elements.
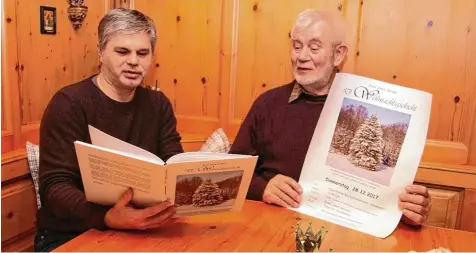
<box><xmin>55</xmin><ymin>200</ymin><xmax>476</xmax><ymax>252</ymax></box>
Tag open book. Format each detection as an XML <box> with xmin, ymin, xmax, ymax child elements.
<box><xmin>74</xmin><ymin>126</ymin><xmax>258</xmax><ymax>217</ymax></box>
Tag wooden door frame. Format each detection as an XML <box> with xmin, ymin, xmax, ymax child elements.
<box><xmin>112</xmin><ymin>0</ymin><xmax>132</xmax><ymax>9</ymax></box>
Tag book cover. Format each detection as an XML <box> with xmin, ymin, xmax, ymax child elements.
<box><xmin>74</xmin><ymin>126</ymin><xmax>258</xmax><ymax>217</ymax></box>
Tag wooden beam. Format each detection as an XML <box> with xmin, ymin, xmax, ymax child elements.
<box><xmin>416</xmin><ymin>163</ymin><xmax>476</xmax><ymax>189</ymax></box>
<box><xmin>421</xmin><ymin>139</ymin><xmax>469</xmax><ymax>165</ymax></box>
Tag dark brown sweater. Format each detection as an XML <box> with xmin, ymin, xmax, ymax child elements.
<box><xmin>230</xmin><ymin>81</ymin><xmax>327</xmax><ymax>201</ymax></box>
<box><xmin>37</xmin><ymin>75</ymin><xmax>183</xmax><ymax>233</ymax></box>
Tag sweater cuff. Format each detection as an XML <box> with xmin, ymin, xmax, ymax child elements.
<box><xmin>89</xmin><ymin>204</ymin><xmax>110</xmax><ymax>231</ymax></box>
<box><xmin>246</xmin><ymin>175</ymin><xmax>269</xmax><ymax>201</ymax></box>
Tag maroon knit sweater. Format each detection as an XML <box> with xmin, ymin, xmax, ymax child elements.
<box><xmin>37</xmin><ymin>75</ymin><xmax>183</xmax><ymax>233</ymax></box>
<box><xmin>230</xmin><ymin>81</ymin><xmax>327</xmax><ymax>201</ymax></box>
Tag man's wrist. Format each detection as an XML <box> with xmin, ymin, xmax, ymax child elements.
<box><xmin>103</xmin><ymin>208</ymin><xmax>115</xmax><ymax>230</ymax></box>
<box><xmin>400</xmin><ymin>216</ymin><xmax>423</xmax><ymax>228</ymax></box>
<box><xmin>262</xmin><ymin>172</ymin><xmax>279</xmax><ymax>182</ymax></box>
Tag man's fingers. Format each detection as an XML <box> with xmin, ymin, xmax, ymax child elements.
<box><xmin>274</xmin><ymin>188</ymin><xmax>299</xmax><ymax>208</ymax></box>
<box><xmin>406</xmin><ymin>185</ymin><xmax>429</xmax><ymax>197</ymax></box>
<box><xmin>399</xmin><ymin>201</ymin><xmax>428</xmax><ymax>216</ymax></box>
<box><xmin>282</xmin><ymin>177</ymin><xmax>302</xmax><ymax>194</ymax></box>
<box><xmin>399</xmin><ymin>193</ymin><xmax>428</xmax><ymax>207</ymax></box>
<box><xmin>271</xmin><ymin>195</ymin><xmax>289</xmax><ymax>208</ymax></box>
<box><xmin>277</xmin><ymin>183</ymin><xmax>301</xmax><ymax>205</ymax></box>
<box><xmin>402</xmin><ymin>209</ymin><xmax>425</xmax><ymax>225</ymax></box>
<box><xmin>264</xmin><ymin>192</ymin><xmax>289</xmax><ymax>208</ymax></box>
<box><xmin>139</xmin><ymin>206</ymin><xmax>177</xmax><ymax>230</ymax></box>
<box><xmin>136</xmin><ymin>200</ymin><xmax>173</xmax><ymax>219</ymax></box>
<box><xmin>115</xmin><ymin>188</ymin><xmax>133</xmax><ymax>207</ymax></box>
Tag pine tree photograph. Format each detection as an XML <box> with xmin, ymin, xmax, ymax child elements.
<box><xmin>174</xmin><ymin>171</ymin><xmax>244</xmax><ymax>212</ymax></box>
<box><xmin>326</xmin><ymin>98</ymin><xmax>411</xmax><ymax>186</ymax></box>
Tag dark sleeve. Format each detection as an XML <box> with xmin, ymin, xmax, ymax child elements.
<box><xmin>229</xmin><ymin>99</ymin><xmax>268</xmax><ymax>201</ymax></box>
<box><xmin>157</xmin><ymin>92</ymin><xmax>184</xmax><ymax>161</ymax></box>
<box><xmin>39</xmin><ymin>92</ymin><xmax>110</xmax><ymax>230</ymax></box>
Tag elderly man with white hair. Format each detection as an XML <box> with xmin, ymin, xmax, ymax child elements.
<box><xmin>230</xmin><ymin>9</ymin><xmax>431</xmax><ymax>227</ymax></box>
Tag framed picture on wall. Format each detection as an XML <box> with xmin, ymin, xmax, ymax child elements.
<box><xmin>40</xmin><ymin>6</ymin><xmax>56</xmax><ymax>34</ymax></box>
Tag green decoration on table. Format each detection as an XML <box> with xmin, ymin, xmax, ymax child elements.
<box><xmin>294</xmin><ymin>222</ymin><xmax>332</xmax><ymax>252</ymax></box>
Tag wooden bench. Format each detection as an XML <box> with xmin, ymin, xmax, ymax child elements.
<box><xmin>2</xmin><ymin>149</ymin><xmax>37</xmax><ymax>252</ymax></box>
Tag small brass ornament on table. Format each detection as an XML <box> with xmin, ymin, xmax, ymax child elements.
<box><xmin>294</xmin><ymin>222</ymin><xmax>332</xmax><ymax>252</ymax></box>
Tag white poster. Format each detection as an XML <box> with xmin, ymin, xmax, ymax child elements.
<box><xmin>293</xmin><ymin>73</ymin><xmax>432</xmax><ymax>238</ymax></box>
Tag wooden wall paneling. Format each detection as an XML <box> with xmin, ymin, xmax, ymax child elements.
<box><xmin>218</xmin><ymin>0</ymin><xmax>237</xmax><ymax>137</ymax></box>
<box><xmin>114</xmin><ymin>0</ymin><xmax>131</xmax><ymax>9</ymax></box>
<box><xmin>105</xmin><ymin>0</ymin><xmax>114</xmax><ymax>12</ymax></box>
<box><xmin>180</xmin><ymin>132</ymin><xmax>210</xmax><ymax>152</ymax></box>
<box><xmin>355</xmin><ymin>0</ymin><xmax>476</xmax><ymax>164</ymax></box>
<box><xmin>424</xmin><ymin>187</ymin><xmax>463</xmax><ymax>229</ymax></box>
<box><xmin>14</xmin><ymin>0</ymin><xmax>106</xmax><ymax>150</ymax></box>
<box><xmin>470</xmin><ymin>124</ymin><xmax>476</xmax><ymax>165</ymax></box>
<box><xmin>1</xmin><ymin>0</ymin><xmax>21</xmax><ymax>154</ymax></box>
<box><xmin>2</xmin><ymin>87</ymin><xmax>6</xmax><ymax>132</ymax></box>
<box><xmin>466</xmin><ymin>4</ymin><xmax>476</xmax><ymax>166</ymax></box>
<box><xmin>17</xmin><ymin>0</ymin><xmax>68</xmax><ymax>127</ymax></box>
<box><xmin>339</xmin><ymin>0</ymin><xmax>361</xmax><ymax>75</ymax></box>
<box><xmin>460</xmin><ymin>0</ymin><xmax>476</xmax><ymax>165</ymax></box>
<box><xmin>226</xmin><ymin>0</ymin><xmax>361</xmax><ymax>138</ymax></box>
<box><xmin>415</xmin><ymin>163</ymin><xmax>476</xmax><ymax>232</ymax></box>
<box><xmin>460</xmin><ymin>189</ymin><xmax>476</xmax><ymax>232</ymax></box>
<box><xmin>1</xmin><ymin>93</ymin><xmax>3</xmax><ymax>132</ymax></box>
<box><xmin>135</xmin><ymin>0</ymin><xmax>222</xmax><ymax>137</ymax></box>
<box><xmin>68</xmin><ymin>0</ymin><xmax>107</xmax><ymax>79</ymax></box>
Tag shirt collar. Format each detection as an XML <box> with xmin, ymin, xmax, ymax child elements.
<box><xmin>288</xmin><ymin>82</ymin><xmax>326</xmax><ymax>103</ymax></box>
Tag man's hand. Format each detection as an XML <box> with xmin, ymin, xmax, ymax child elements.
<box><xmin>262</xmin><ymin>174</ymin><xmax>302</xmax><ymax>208</ymax></box>
<box><xmin>399</xmin><ymin>184</ymin><xmax>431</xmax><ymax>226</ymax></box>
<box><xmin>105</xmin><ymin>188</ymin><xmax>177</xmax><ymax>230</ymax></box>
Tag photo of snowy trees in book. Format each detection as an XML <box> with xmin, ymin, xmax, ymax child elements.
<box><xmin>326</xmin><ymin>97</ymin><xmax>411</xmax><ymax>186</ymax></box>
<box><xmin>174</xmin><ymin>171</ymin><xmax>244</xmax><ymax>211</ymax></box>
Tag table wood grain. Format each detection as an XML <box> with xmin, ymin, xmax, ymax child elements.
<box><xmin>54</xmin><ymin>200</ymin><xmax>476</xmax><ymax>252</ymax></box>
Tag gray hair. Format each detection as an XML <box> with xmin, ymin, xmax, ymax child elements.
<box><xmin>98</xmin><ymin>8</ymin><xmax>157</xmax><ymax>54</ymax></box>
<box><xmin>290</xmin><ymin>9</ymin><xmax>346</xmax><ymax>47</ymax></box>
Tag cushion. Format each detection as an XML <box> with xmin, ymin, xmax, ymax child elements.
<box><xmin>26</xmin><ymin>142</ymin><xmax>41</xmax><ymax>209</ymax></box>
<box><xmin>200</xmin><ymin>128</ymin><xmax>231</xmax><ymax>153</ymax></box>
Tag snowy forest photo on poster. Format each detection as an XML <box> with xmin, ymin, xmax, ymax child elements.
<box><xmin>325</xmin><ymin>97</ymin><xmax>411</xmax><ymax>186</ymax></box>
<box><xmin>174</xmin><ymin>171</ymin><xmax>243</xmax><ymax>211</ymax></box>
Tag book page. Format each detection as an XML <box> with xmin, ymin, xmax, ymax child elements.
<box><xmin>165</xmin><ymin>156</ymin><xmax>258</xmax><ymax>217</ymax></box>
<box><xmin>74</xmin><ymin>141</ymin><xmax>167</xmax><ymax>206</ymax></box>
<box><xmin>167</xmin><ymin>152</ymin><xmax>252</xmax><ymax>164</ymax></box>
<box><xmin>293</xmin><ymin>73</ymin><xmax>432</xmax><ymax>238</ymax></box>
<box><xmin>88</xmin><ymin>125</ymin><xmax>164</xmax><ymax>165</ymax></box>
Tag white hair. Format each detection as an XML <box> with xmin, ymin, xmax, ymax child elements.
<box><xmin>290</xmin><ymin>9</ymin><xmax>346</xmax><ymax>47</ymax></box>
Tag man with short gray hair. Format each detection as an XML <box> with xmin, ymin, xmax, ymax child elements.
<box><xmin>35</xmin><ymin>8</ymin><xmax>183</xmax><ymax>252</ymax></box>
<box><xmin>230</xmin><ymin>9</ymin><xmax>431</xmax><ymax>227</ymax></box>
